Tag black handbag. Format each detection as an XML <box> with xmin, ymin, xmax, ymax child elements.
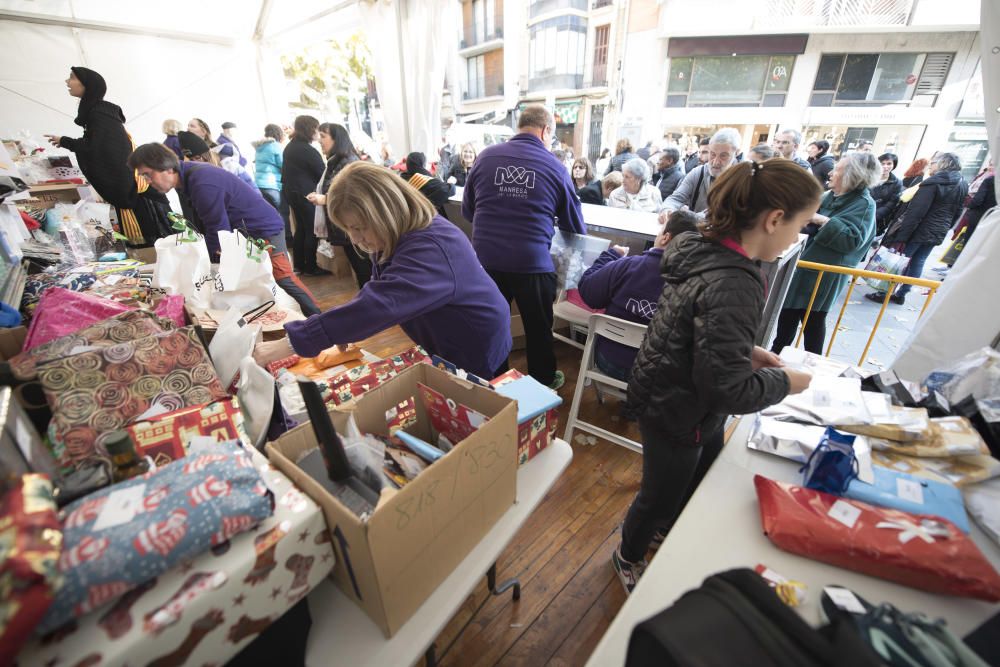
<box><xmin>625</xmin><ymin>569</ymin><xmax>883</xmax><ymax>667</ymax></box>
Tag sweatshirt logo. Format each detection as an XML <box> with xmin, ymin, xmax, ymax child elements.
<box><xmin>494</xmin><ymin>166</ymin><xmax>536</xmax><ymax>188</ymax></box>
<box><xmin>625</xmin><ymin>298</ymin><xmax>657</xmax><ymax>320</ymax></box>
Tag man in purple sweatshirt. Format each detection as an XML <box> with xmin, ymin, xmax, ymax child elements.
<box><xmin>462</xmin><ymin>104</ymin><xmax>587</xmax><ymax>390</ymax></box>
<box><xmin>127</xmin><ymin>143</ymin><xmax>320</xmax><ymax>316</ymax></box>
<box><xmin>577</xmin><ymin>210</ymin><xmax>699</xmax><ymax>380</ymax></box>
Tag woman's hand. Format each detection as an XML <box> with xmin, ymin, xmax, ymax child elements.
<box><xmin>751</xmin><ymin>346</ymin><xmax>783</xmax><ymax>370</ymax></box>
<box><xmin>447</xmin><ymin>176</ymin><xmax>457</xmax><ymax>185</ymax></box>
<box><xmin>611</xmin><ymin>245</ymin><xmax>630</xmax><ymax>257</ymax></box>
<box><xmin>252</xmin><ymin>338</ymin><xmax>296</xmax><ymax>368</ymax></box>
<box><xmin>43</xmin><ymin>134</ymin><xmax>62</xmax><ymax>147</ymax></box>
<box><xmin>306</xmin><ymin>193</ymin><xmax>326</xmax><ymax>205</ymax></box>
<box><xmin>784</xmin><ymin>368</ymin><xmax>813</xmax><ymax>395</ymax></box>
<box><xmin>810</xmin><ymin>213</ymin><xmax>830</xmax><ymax>226</ymax></box>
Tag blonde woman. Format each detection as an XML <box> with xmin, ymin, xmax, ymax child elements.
<box><xmin>445</xmin><ymin>142</ymin><xmax>478</xmax><ymax>186</ymax></box>
<box><xmin>253</xmin><ymin>161</ymin><xmax>512</xmax><ymax>379</ymax></box>
<box><xmin>162</xmin><ymin>119</ymin><xmax>183</xmax><ymax>158</ymax></box>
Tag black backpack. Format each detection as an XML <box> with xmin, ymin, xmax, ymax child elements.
<box><xmin>625</xmin><ymin>569</ymin><xmax>884</xmax><ymax>667</ymax></box>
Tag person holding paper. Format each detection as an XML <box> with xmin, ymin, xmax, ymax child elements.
<box><xmin>252</xmin><ymin>161</ymin><xmax>512</xmax><ymax>380</ymax></box>
<box><xmin>612</xmin><ymin>159</ymin><xmax>817</xmax><ymax>595</ymax></box>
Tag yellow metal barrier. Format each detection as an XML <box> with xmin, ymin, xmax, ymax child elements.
<box><xmin>793</xmin><ymin>259</ymin><xmax>942</xmax><ymax>367</ymax></box>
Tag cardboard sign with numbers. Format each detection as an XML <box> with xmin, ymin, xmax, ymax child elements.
<box><xmin>267</xmin><ymin>363</ymin><xmax>517</xmax><ymax>637</ymax></box>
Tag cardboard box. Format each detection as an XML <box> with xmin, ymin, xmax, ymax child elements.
<box><xmin>0</xmin><ymin>325</ymin><xmax>25</xmax><ymax>361</ymax></box>
<box><xmin>267</xmin><ymin>363</ymin><xmax>518</xmax><ymax>637</ymax></box>
<box><xmin>126</xmin><ymin>246</ymin><xmax>157</xmax><ymax>265</ymax></box>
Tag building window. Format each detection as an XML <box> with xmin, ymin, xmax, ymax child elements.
<box><xmin>811</xmin><ymin>52</ymin><xmax>954</xmax><ymax>106</ymax></box>
<box><xmin>529</xmin><ymin>15</ymin><xmax>587</xmax><ymax>91</ymax></box>
<box><xmin>592</xmin><ymin>24</ymin><xmax>609</xmax><ymax>86</ymax></box>
<box><xmin>666</xmin><ymin>55</ymin><xmax>793</xmax><ymax>107</ymax></box>
<box><xmin>466</xmin><ymin>55</ymin><xmax>485</xmax><ymax>99</ymax></box>
<box><xmin>529</xmin><ymin>0</ymin><xmax>588</xmax><ymax>19</ymax></box>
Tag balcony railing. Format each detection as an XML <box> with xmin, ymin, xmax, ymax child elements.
<box><xmin>530</xmin><ymin>0</ymin><xmax>588</xmax><ymax>19</ymax></box>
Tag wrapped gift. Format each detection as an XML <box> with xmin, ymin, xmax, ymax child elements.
<box><xmin>10</xmin><ymin>310</ymin><xmax>174</xmax><ymax>381</ymax></box>
<box><xmin>418</xmin><ymin>382</ymin><xmax>486</xmax><ymax>448</ymax></box>
<box><xmin>20</xmin><ymin>264</ymin><xmax>143</xmax><ymax>320</ymax></box>
<box><xmin>754</xmin><ymin>475</ymin><xmax>1000</xmax><ymax>601</ymax></box>
<box><xmin>37</xmin><ymin>327</ymin><xmax>227</xmax><ymax>472</ymax></box>
<box><xmin>748</xmin><ymin>416</ymin><xmax>875</xmax><ymax>484</ymax></box>
<box><xmin>867</xmin><ymin>416</ymin><xmax>989</xmax><ymax>459</ymax></box>
<box><xmin>325</xmin><ymin>346</ymin><xmax>430</xmax><ymax>406</ymax></box>
<box><xmin>128</xmin><ymin>398</ymin><xmax>252</xmax><ymax>467</ymax></box>
<box><xmin>964</xmin><ymin>477</ymin><xmax>1000</xmax><ymax>547</ymax></box>
<box><xmin>266</xmin><ymin>354</ymin><xmax>301</xmax><ymax>379</ymax></box>
<box><xmin>492</xmin><ymin>373</ymin><xmax>562</xmax><ymax>464</ymax></box>
<box><xmin>836</xmin><ymin>404</ymin><xmax>931</xmax><ymax>442</ymax></box>
<box><xmin>844</xmin><ymin>465</ymin><xmax>969</xmax><ymax>533</ymax></box>
<box><xmin>38</xmin><ymin>441</ymin><xmax>274</xmax><ymax>635</ymax></box>
<box><xmin>762</xmin><ymin>376</ymin><xmax>874</xmax><ymax>426</ymax></box>
<box><xmin>0</xmin><ymin>474</ymin><xmax>62</xmax><ymax>664</ymax></box>
<box><xmin>23</xmin><ymin>288</ymin><xmax>132</xmax><ymax>351</ymax></box>
<box><xmin>871</xmin><ymin>449</ymin><xmax>1000</xmax><ymax>487</ymax></box>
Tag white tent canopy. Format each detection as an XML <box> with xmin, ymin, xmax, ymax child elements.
<box><xmin>0</xmin><ymin>0</ymin><xmax>452</xmax><ymax>157</ymax></box>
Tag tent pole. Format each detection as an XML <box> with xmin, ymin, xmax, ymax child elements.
<box><xmin>395</xmin><ymin>0</ymin><xmax>412</xmax><ymax>153</ymax></box>
<box><xmin>0</xmin><ymin>9</ymin><xmax>235</xmax><ymax>46</ymax></box>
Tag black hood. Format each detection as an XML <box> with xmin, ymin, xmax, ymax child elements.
<box><xmin>71</xmin><ymin>66</ymin><xmax>116</xmax><ymax>126</ymax></box>
<box><xmin>921</xmin><ymin>169</ymin><xmax>964</xmax><ymax>188</ymax></box>
<box><xmin>661</xmin><ymin>231</ymin><xmax>762</xmax><ymax>287</ymax></box>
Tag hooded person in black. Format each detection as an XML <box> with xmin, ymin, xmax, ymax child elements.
<box><xmin>400</xmin><ymin>152</ymin><xmax>454</xmax><ymax>216</ymax></box>
<box><xmin>45</xmin><ymin>67</ymin><xmax>171</xmax><ymax>245</ymax></box>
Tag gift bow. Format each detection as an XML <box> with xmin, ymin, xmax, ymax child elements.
<box><xmin>876</xmin><ymin>519</ymin><xmax>951</xmax><ymax>544</ymax></box>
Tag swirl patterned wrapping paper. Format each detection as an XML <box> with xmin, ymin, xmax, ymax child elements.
<box><xmin>37</xmin><ymin>327</ymin><xmax>227</xmax><ymax>473</ymax></box>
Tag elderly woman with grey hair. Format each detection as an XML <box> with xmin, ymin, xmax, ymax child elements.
<box><xmin>607</xmin><ymin>157</ymin><xmax>663</xmax><ymax>212</ymax></box>
<box><xmin>772</xmin><ymin>151</ymin><xmax>881</xmax><ymax>354</ymax></box>
<box><xmin>870</xmin><ymin>151</ymin><xmax>968</xmax><ymax>305</ymax></box>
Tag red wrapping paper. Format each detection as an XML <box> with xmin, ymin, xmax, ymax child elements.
<box><xmin>754</xmin><ymin>474</ymin><xmax>1000</xmax><ymax>602</ymax></box>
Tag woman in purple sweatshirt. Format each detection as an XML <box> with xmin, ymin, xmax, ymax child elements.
<box><xmin>578</xmin><ymin>210</ymin><xmax>700</xmax><ymax>380</ymax></box>
<box><xmin>253</xmin><ymin>161</ymin><xmax>512</xmax><ymax>379</ymax></box>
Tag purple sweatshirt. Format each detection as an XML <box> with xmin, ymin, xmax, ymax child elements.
<box><xmin>285</xmin><ymin>216</ymin><xmax>512</xmax><ymax>379</ymax></box>
<box><xmin>178</xmin><ymin>162</ymin><xmax>283</xmax><ymax>259</ymax></box>
<box><xmin>462</xmin><ymin>133</ymin><xmax>586</xmax><ymax>273</ymax></box>
<box><xmin>577</xmin><ymin>248</ymin><xmax>665</xmax><ymax>370</ymax></box>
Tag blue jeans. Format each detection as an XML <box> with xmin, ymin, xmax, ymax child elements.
<box><xmin>895</xmin><ymin>242</ymin><xmax>935</xmax><ymax>298</ymax></box>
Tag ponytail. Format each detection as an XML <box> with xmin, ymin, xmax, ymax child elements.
<box><xmin>703</xmin><ymin>158</ymin><xmax>822</xmax><ymax>241</ymax></box>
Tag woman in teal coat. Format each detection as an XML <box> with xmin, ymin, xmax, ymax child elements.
<box><xmin>771</xmin><ymin>151</ymin><xmax>881</xmax><ymax>354</ymax></box>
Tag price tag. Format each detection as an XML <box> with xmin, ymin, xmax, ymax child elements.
<box><xmin>896</xmin><ymin>477</ymin><xmax>925</xmax><ymax>505</ymax></box>
<box><xmin>94</xmin><ymin>484</ymin><xmax>146</xmax><ymax>531</ymax></box>
<box><xmin>824</xmin><ymin>586</ymin><xmax>867</xmax><ymax>614</ymax></box>
<box><xmin>827</xmin><ymin>499</ymin><xmax>861</xmax><ymax>529</ymax></box>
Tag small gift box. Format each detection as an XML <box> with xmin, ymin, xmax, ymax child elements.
<box><xmin>491</xmin><ymin>372</ymin><xmax>561</xmax><ymax>465</ymax></box>
<box><xmin>754</xmin><ymin>474</ymin><xmax>1000</xmax><ymax>601</ymax></box>
<box><xmin>38</xmin><ymin>441</ymin><xmax>274</xmax><ymax>635</ymax></box>
<box><xmin>844</xmin><ymin>465</ymin><xmax>969</xmax><ymax>532</ymax></box>
<box><xmin>128</xmin><ymin>397</ymin><xmax>252</xmax><ymax>467</ymax></box>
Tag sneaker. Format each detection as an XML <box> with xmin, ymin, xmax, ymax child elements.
<box><xmin>548</xmin><ymin>370</ymin><xmax>565</xmax><ymax>391</ymax></box>
<box><xmin>819</xmin><ymin>587</ymin><xmax>929</xmax><ymax>667</ymax></box>
<box><xmin>649</xmin><ymin>528</ymin><xmax>669</xmax><ymax>552</ymax></box>
<box><xmin>611</xmin><ymin>548</ymin><xmax>646</xmax><ymax>595</ymax></box>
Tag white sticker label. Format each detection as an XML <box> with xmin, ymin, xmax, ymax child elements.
<box><xmin>896</xmin><ymin>477</ymin><xmax>925</xmax><ymax>505</ymax></box>
<box><xmin>93</xmin><ymin>484</ymin><xmax>146</xmax><ymax>531</ymax></box>
<box><xmin>827</xmin><ymin>499</ymin><xmax>861</xmax><ymax>529</ymax></box>
<box><xmin>824</xmin><ymin>586</ymin><xmax>867</xmax><ymax>614</ymax></box>
<box><xmin>812</xmin><ymin>390</ymin><xmax>832</xmax><ymax>407</ymax></box>
<box><xmin>937</xmin><ymin>418</ymin><xmax>963</xmax><ymax>433</ymax></box>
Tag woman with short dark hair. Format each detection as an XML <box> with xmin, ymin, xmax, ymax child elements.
<box><xmin>282</xmin><ymin>115</ymin><xmax>325</xmax><ymax>274</ymax></box>
<box><xmin>807</xmin><ymin>140</ymin><xmax>834</xmax><ymax>188</ymax></box>
<box><xmin>870</xmin><ymin>152</ymin><xmax>902</xmax><ymax>235</ymax></box>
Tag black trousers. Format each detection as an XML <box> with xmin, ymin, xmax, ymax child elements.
<box><xmin>487</xmin><ymin>270</ymin><xmax>557</xmax><ymax>386</ymax></box>
<box><xmin>288</xmin><ymin>195</ymin><xmax>318</xmax><ymax>273</ymax></box>
<box><xmin>620</xmin><ymin>418</ymin><xmax>725</xmax><ymax>563</ymax></box>
<box><xmin>770</xmin><ymin>308</ymin><xmax>827</xmax><ymax>355</ymax></box>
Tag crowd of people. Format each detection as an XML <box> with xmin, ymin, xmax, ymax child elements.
<box><xmin>44</xmin><ymin>64</ymin><xmax>994</xmax><ymax>598</ymax></box>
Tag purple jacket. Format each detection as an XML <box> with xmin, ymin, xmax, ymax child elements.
<box><xmin>578</xmin><ymin>248</ymin><xmax>665</xmax><ymax>370</ymax></box>
<box><xmin>164</xmin><ymin>135</ymin><xmax>182</xmax><ymax>159</ymax></box>
<box><xmin>178</xmin><ymin>162</ymin><xmax>283</xmax><ymax>259</ymax></box>
<box><xmin>285</xmin><ymin>216</ymin><xmax>512</xmax><ymax>378</ymax></box>
<box><xmin>462</xmin><ymin>133</ymin><xmax>586</xmax><ymax>273</ymax></box>
<box><xmin>217</xmin><ymin>134</ymin><xmax>247</xmax><ymax>167</ymax></box>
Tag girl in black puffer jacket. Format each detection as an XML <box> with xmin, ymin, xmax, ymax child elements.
<box><xmin>612</xmin><ymin>159</ymin><xmax>817</xmax><ymax>594</ymax></box>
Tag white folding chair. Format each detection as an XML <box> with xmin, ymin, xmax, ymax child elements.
<box><xmin>563</xmin><ymin>313</ymin><xmax>648</xmax><ymax>453</ymax></box>
<box><xmin>552</xmin><ymin>289</ymin><xmax>592</xmax><ymax>351</ymax></box>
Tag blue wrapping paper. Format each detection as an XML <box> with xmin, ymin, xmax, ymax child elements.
<box><xmin>39</xmin><ymin>441</ymin><xmax>274</xmax><ymax>634</ymax></box>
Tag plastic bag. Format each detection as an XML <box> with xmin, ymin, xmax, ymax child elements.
<box><xmin>863</xmin><ymin>246</ymin><xmax>909</xmax><ymax>293</ymax></box>
<box><xmin>211</xmin><ymin>230</ymin><xmax>278</xmax><ymax>311</ymax></box>
<box><xmin>151</xmin><ymin>233</ymin><xmax>215</xmax><ymax>308</ymax></box>
<box><xmin>923</xmin><ymin>347</ymin><xmax>1000</xmax><ymax>456</ymax></box>
<box><xmin>236</xmin><ymin>356</ymin><xmax>275</xmax><ymax>449</ymax></box>
<box><xmin>800</xmin><ymin>427</ymin><xmax>859</xmax><ymax>495</ymax></box>
<box><xmin>209</xmin><ymin>306</ymin><xmax>263</xmax><ymax>391</ymax></box>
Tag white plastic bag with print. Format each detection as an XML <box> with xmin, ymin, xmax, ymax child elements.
<box><xmin>211</xmin><ymin>229</ymin><xmax>278</xmax><ymax>311</ymax></box>
<box><xmin>152</xmin><ymin>233</ymin><xmax>215</xmax><ymax>308</ymax></box>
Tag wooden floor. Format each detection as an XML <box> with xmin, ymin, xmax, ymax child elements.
<box><xmin>301</xmin><ymin>272</ymin><xmax>643</xmax><ymax>667</ymax></box>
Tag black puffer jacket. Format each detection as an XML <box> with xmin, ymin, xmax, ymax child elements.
<box><xmin>810</xmin><ymin>154</ymin><xmax>835</xmax><ymax>189</ymax></box>
<box><xmin>319</xmin><ymin>153</ymin><xmax>358</xmax><ymax>246</ymax></box>
<box><xmin>886</xmin><ymin>169</ymin><xmax>968</xmax><ymax>246</ymax></box>
<box><xmin>870</xmin><ymin>172</ymin><xmax>903</xmax><ymax>234</ymax></box>
<box><xmin>627</xmin><ymin>232</ymin><xmax>790</xmax><ymax>443</ymax></box>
